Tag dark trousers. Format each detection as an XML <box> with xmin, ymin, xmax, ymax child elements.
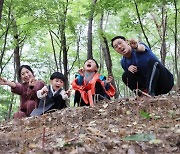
<box><xmin>74</xmin><ymin>82</ymin><xmax>109</xmax><ymax>106</ymax></box>
<box><xmin>122</xmin><ymin>59</ymin><xmax>174</xmax><ymax>96</ymax></box>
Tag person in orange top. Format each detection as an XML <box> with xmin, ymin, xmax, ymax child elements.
<box><xmin>72</xmin><ymin>58</ymin><xmax>115</xmax><ymax>106</ymax></box>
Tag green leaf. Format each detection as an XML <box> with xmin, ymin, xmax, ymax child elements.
<box><xmin>123</xmin><ymin>133</ymin><xmax>156</xmax><ymax>141</ymax></box>
<box><xmin>140</xmin><ymin>110</ymin><xmax>151</xmax><ymax>119</ymax></box>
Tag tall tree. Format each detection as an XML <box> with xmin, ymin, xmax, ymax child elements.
<box><xmin>0</xmin><ymin>0</ymin><xmax>4</xmax><ymax>21</ymax></box>
<box><xmin>87</xmin><ymin>0</ymin><xmax>97</xmax><ymax>59</ymax></box>
<box><xmin>151</xmin><ymin>6</ymin><xmax>168</xmax><ymax>65</ymax></box>
<box><xmin>160</xmin><ymin>6</ymin><xmax>168</xmax><ymax>65</ymax></box>
<box><xmin>42</xmin><ymin>0</ymin><xmax>70</xmax><ymax>90</ymax></box>
<box><xmin>49</xmin><ymin>30</ymin><xmax>59</xmax><ymax>72</ymax></box>
<box><xmin>58</xmin><ymin>0</ymin><xmax>69</xmax><ymax>90</ymax></box>
<box><xmin>173</xmin><ymin>0</ymin><xmax>179</xmax><ymax>88</ymax></box>
<box><xmin>11</xmin><ymin>14</ymin><xmax>21</xmax><ymax>82</ymax></box>
<box><xmin>0</xmin><ymin>2</ymin><xmax>11</xmax><ymax>75</ymax></box>
<box><xmin>99</xmin><ymin>13</ymin><xmax>119</xmax><ymax>98</ymax></box>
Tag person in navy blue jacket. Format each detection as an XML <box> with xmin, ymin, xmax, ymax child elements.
<box><xmin>111</xmin><ymin>36</ymin><xmax>174</xmax><ymax>96</ymax></box>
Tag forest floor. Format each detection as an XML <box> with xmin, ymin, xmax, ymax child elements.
<box><xmin>0</xmin><ymin>91</ymin><xmax>180</xmax><ymax>154</ymax></box>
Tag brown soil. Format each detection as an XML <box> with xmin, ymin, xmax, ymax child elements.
<box><xmin>0</xmin><ymin>93</ymin><xmax>180</xmax><ymax>154</ymax></box>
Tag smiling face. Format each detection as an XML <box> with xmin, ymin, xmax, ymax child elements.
<box><xmin>112</xmin><ymin>38</ymin><xmax>131</xmax><ymax>57</ymax></box>
<box><xmin>50</xmin><ymin>78</ymin><xmax>64</xmax><ymax>91</ymax></box>
<box><xmin>20</xmin><ymin>68</ymin><xmax>34</xmax><ymax>83</ymax></box>
<box><xmin>84</xmin><ymin>59</ymin><xmax>98</xmax><ymax>72</ymax></box>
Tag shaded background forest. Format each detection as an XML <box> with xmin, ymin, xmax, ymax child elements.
<box><xmin>0</xmin><ymin>0</ymin><xmax>179</xmax><ymax>121</ymax></box>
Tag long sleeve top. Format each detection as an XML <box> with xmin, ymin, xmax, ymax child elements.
<box><xmin>11</xmin><ymin>80</ymin><xmax>45</xmax><ymax>109</ymax></box>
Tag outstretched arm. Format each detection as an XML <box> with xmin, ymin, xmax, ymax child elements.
<box><xmin>0</xmin><ymin>77</ymin><xmax>16</xmax><ymax>88</ymax></box>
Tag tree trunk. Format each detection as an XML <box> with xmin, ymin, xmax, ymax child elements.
<box><xmin>99</xmin><ymin>14</ymin><xmax>119</xmax><ymax>98</ymax></box>
<box><xmin>49</xmin><ymin>30</ymin><xmax>59</xmax><ymax>71</ymax></box>
<box><xmin>0</xmin><ymin>0</ymin><xmax>4</xmax><ymax>21</ymax></box>
<box><xmin>173</xmin><ymin>0</ymin><xmax>180</xmax><ymax>89</ymax></box>
<box><xmin>14</xmin><ymin>45</ymin><xmax>21</xmax><ymax>82</ymax></box>
<box><xmin>7</xmin><ymin>95</ymin><xmax>14</xmax><ymax>120</ymax></box>
<box><xmin>87</xmin><ymin>0</ymin><xmax>97</xmax><ymax>59</ymax></box>
<box><xmin>62</xmin><ymin>31</ymin><xmax>68</xmax><ymax>89</ymax></box>
<box><xmin>0</xmin><ymin>7</ymin><xmax>11</xmax><ymax>74</ymax></box>
<box><xmin>151</xmin><ymin>6</ymin><xmax>167</xmax><ymax>65</ymax></box>
<box><xmin>6</xmin><ymin>14</ymin><xmax>22</xmax><ymax>119</ymax></box>
<box><xmin>11</xmin><ymin>14</ymin><xmax>21</xmax><ymax>82</ymax></box>
<box><xmin>160</xmin><ymin>7</ymin><xmax>167</xmax><ymax>65</ymax></box>
<box><xmin>101</xmin><ymin>36</ymin><xmax>119</xmax><ymax>98</ymax></box>
<box><xmin>60</xmin><ymin>0</ymin><xmax>69</xmax><ymax>90</ymax></box>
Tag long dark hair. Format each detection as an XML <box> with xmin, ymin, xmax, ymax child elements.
<box><xmin>18</xmin><ymin>65</ymin><xmax>34</xmax><ymax>79</ymax></box>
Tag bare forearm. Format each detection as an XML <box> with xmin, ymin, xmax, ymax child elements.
<box><xmin>6</xmin><ymin>81</ymin><xmax>16</xmax><ymax>88</ymax></box>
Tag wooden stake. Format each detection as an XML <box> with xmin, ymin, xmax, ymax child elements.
<box><xmin>42</xmin><ymin>98</ymin><xmax>46</xmax><ymax>149</ymax></box>
<box><xmin>42</xmin><ymin>126</ymin><xmax>45</xmax><ymax>149</ymax></box>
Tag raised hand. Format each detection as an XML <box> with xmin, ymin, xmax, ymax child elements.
<box><xmin>65</xmin><ymin>88</ymin><xmax>72</xmax><ymax>97</ymax></box>
<box><xmin>78</xmin><ymin>68</ymin><xmax>85</xmax><ymax>76</ymax></box>
<box><xmin>29</xmin><ymin>77</ymin><xmax>37</xmax><ymax>87</ymax></box>
<box><xmin>128</xmin><ymin>65</ymin><xmax>138</xmax><ymax>74</ymax></box>
<box><xmin>0</xmin><ymin>77</ymin><xmax>8</xmax><ymax>85</ymax></box>
<box><xmin>106</xmin><ymin>76</ymin><xmax>113</xmax><ymax>83</ymax></box>
<box><xmin>41</xmin><ymin>86</ymin><xmax>48</xmax><ymax>95</ymax></box>
<box><xmin>129</xmin><ymin>39</ymin><xmax>138</xmax><ymax>49</ymax></box>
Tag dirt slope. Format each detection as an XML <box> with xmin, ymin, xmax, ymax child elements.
<box><xmin>0</xmin><ymin>93</ymin><xmax>179</xmax><ymax>154</ymax></box>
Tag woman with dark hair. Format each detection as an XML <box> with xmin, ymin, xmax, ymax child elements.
<box><xmin>0</xmin><ymin>65</ymin><xmax>45</xmax><ymax>119</ymax></box>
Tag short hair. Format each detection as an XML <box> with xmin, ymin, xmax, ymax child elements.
<box><xmin>111</xmin><ymin>36</ymin><xmax>126</xmax><ymax>48</ymax></box>
<box><xmin>18</xmin><ymin>65</ymin><xmax>34</xmax><ymax>79</ymax></box>
<box><xmin>84</xmin><ymin>58</ymin><xmax>99</xmax><ymax>69</ymax></box>
<box><xmin>50</xmin><ymin>72</ymin><xmax>66</xmax><ymax>82</ymax></box>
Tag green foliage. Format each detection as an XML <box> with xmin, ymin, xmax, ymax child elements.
<box><xmin>140</xmin><ymin>110</ymin><xmax>151</xmax><ymax>119</ymax></box>
<box><xmin>0</xmin><ymin>87</ymin><xmax>14</xmax><ymax>121</ymax></box>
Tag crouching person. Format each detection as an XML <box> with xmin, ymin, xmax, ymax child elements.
<box><xmin>72</xmin><ymin>58</ymin><xmax>115</xmax><ymax>106</ymax></box>
<box><xmin>31</xmin><ymin>72</ymin><xmax>71</xmax><ymax>116</ymax></box>
<box><xmin>0</xmin><ymin>65</ymin><xmax>45</xmax><ymax>119</ymax></box>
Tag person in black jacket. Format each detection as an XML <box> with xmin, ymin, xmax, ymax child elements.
<box><xmin>30</xmin><ymin>72</ymin><xmax>71</xmax><ymax>116</ymax></box>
